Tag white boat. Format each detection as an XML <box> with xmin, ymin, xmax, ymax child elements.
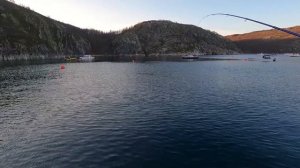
<box><xmin>182</xmin><ymin>55</ymin><xmax>199</xmax><ymax>59</ymax></box>
<box><xmin>79</xmin><ymin>55</ymin><xmax>95</xmax><ymax>62</ymax></box>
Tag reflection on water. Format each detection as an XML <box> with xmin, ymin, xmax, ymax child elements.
<box><xmin>1</xmin><ymin>55</ymin><xmax>300</xmax><ymax>168</ymax></box>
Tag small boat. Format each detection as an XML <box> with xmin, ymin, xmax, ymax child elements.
<box><xmin>65</xmin><ymin>56</ymin><xmax>78</xmax><ymax>62</ymax></box>
<box><xmin>182</xmin><ymin>55</ymin><xmax>199</xmax><ymax>59</ymax></box>
<box><xmin>79</xmin><ymin>55</ymin><xmax>95</xmax><ymax>62</ymax></box>
<box><xmin>262</xmin><ymin>54</ymin><xmax>271</xmax><ymax>59</ymax></box>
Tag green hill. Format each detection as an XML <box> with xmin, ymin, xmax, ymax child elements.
<box><xmin>113</xmin><ymin>20</ymin><xmax>238</xmax><ymax>56</ymax></box>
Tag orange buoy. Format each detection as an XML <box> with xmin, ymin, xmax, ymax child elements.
<box><xmin>60</xmin><ymin>64</ymin><xmax>65</xmax><ymax>69</ymax></box>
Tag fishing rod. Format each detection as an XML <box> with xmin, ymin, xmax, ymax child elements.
<box><xmin>203</xmin><ymin>13</ymin><xmax>300</xmax><ymax>38</ymax></box>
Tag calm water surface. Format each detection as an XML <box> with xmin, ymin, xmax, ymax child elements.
<box><xmin>1</xmin><ymin>55</ymin><xmax>300</xmax><ymax>168</ymax></box>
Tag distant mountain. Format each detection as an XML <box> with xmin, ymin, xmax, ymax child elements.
<box><xmin>226</xmin><ymin>26</ymin><xmax>300</xmax><ymax>53</ymax></box>
<box><xmin>0</xmin><ymin>0</ymin><xmax>239</xmax><ymax>61</ymax></box>
<box><xmin>113</xmin><ymin>21</ymin><xmax>239</xmax><ymax>56</ymax></box>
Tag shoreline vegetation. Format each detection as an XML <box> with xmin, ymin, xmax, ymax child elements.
<box><xmin>0</xmin><ymin>53</ymin><xmax>247</xmax><ymax>67</ymax></box>
<box><xmin>0</xmin><ymin>53</ymin><xmax>235</xmax><ymax>65</ymax></box>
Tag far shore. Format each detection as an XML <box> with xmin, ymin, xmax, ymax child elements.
<box><xmin>6</xmin><ymin>52</ymin><xmax>293</xmax><ymax>66</ymax></box>
<box><xmin>0</xmin><ymin>52</ymin><xmax>238</xmax><ymax>62</ymax></box>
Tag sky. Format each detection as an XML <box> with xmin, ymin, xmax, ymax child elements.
<box><xmin>13</xmin><ymin>0</ymin><xmax>300</xmax><ymax>35</ymax></box>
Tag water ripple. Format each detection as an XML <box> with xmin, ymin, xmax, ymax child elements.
<box><xmin>1</xmin><ymin>57</ymin><xmax>300</xmax><ymax>167</ymax></box>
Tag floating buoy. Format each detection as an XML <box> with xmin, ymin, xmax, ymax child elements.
<box><xmin>60</xmin><ymin>64</ymin><xmax>65</xmax><ymax>69</ymax></box>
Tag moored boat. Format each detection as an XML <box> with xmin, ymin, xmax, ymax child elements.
<box><xmin>79</xmin><ymin>55</ymin><xmax>95</xmax><ymax>62</ymax></box>
<box><xmin>65</xmin><ymin>56</ymin><xmax>78</xmax><ymax>62</ymax></box>
<box><xmin>262</xmin><ymin>54</ymin><xmax>271</xmax><ymax>59</ymax></box>
<box><xmin>182</xmin><ymin>55</ymin><xmax>199</xmax><ymax>59</ymax></box>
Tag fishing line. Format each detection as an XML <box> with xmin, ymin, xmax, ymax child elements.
<box><xmin>201</xmin><ymin>13</ymin><xmax>300</xmax><ymax>38</ymax></box>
